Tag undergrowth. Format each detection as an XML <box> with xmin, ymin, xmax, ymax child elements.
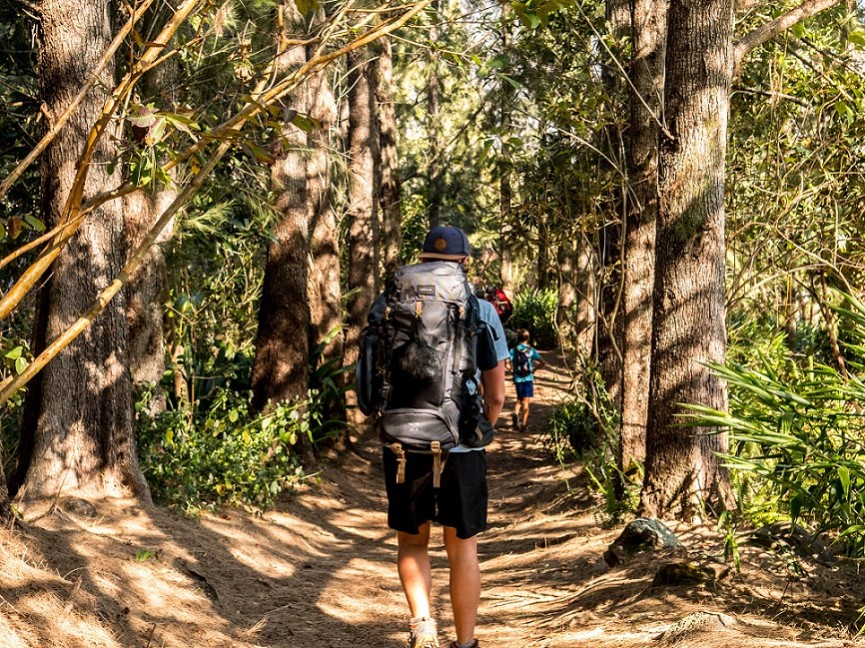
<box><xmin>690</xmin><ymin>291</ymin><xmax>865</xmax><ymax>558</ymax></box>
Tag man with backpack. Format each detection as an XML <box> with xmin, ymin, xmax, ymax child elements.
<box><xmin>356</xmin><ymin>225</ymin><xmax>508</xmax><ymax>648</ymax></box>
<box><xmin>506</xmin><ymin>328</ymin><xmax>545</xmax><ymax>433</ymax></box>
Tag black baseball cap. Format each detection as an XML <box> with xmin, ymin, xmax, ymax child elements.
<box><xmin>419</xmin><ymin>225</ymin><xmax>470</xmax><ymax>261</ymax></box>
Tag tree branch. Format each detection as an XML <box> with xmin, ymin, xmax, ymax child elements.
<box><xmin>0</xmin><ymin>0</ymin><xmax>156</xmax><ymax>203</ymax></box>
<box><xmin>734</xmin><ymin>0</ymin><xmax>842</xmax><ymax>68</ymax></box>
<box><xmin>0</xmin><ymin>0</ymin><xmax>436</xmax><ymax>406</ymax></box>
<box><xmin>0</xmin><ymin>0</ymin><xmax>203</xmax><ymax>321</ymax></box>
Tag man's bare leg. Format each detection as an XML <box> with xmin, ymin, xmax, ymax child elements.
<box><xmin>398</xmin><ymin>522</ymin><xmax>433</xmax><ymax>618</ymax></box>
<box><xmin>443</xmin><ymin>525</ymin><xmax>480</xmax><ymax>645</ymax></box>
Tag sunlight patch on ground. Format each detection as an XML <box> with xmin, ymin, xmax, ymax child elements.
<box><xmin>14</xmin><ymin>593</ymin><xmax>119</xmax><ymax>647</ymax></box>
<box><xmin>122</xmin><ymin>562</ymin><xmax>211</xmax><ymax>613</ymax></box>
<box><xmin>327</xmin><ymin>509</ymin><xmax>391</xmax><ymax>542</ymax></box>
<box><xmin>316</xmin><ymin>557</ymin><xmax>399</xmax><ymax>623</ymax></box>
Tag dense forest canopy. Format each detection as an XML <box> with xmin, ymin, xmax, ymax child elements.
<box><xmin>0</xmin><ymin>0</ymin><xmax>864</xmax><ymax>553</ymax></box>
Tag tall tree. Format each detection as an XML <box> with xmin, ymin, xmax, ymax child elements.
<box><xmin>124</xmin><ymin>51</ymin><xmax>179</xmax><ymax>415</ymax></box>
<box><xmin>499</xmin><ymin>12</ymin><xmax>515</xmax><ymax>296</ymax></box>
<box><xmin>15</xmin><ymin>0</ymin><xmax>149</xmax><ymax>500</ymax></box>
<box><xmin>307</xmin><ymin>27</ymin><xmax>343</xmax><ymax>366</ymax></box>
<box><xmin>619</xmin><ymin>0</ymin><xmax>666</xmax><ymax>477</ymax></box>
<box><xmin>250</xmin><ymin>2</ymin><xmax>312</xmax><ymax>421</ymax></box>
<box><xmin>596</xmin><ymin>0</ymin><xmax>630</xmax><ymax>420</ymax></box>
<box><xmin>374</xmin><ymin>36</ymin><xmax>401</xmax><ymax>277</ymax></box>
<box><xmin>426</xmin><ymin>0</ymin><xmax>443</xmax><ymax>228</ymax></box>
<box><xmin>344</xmin><ymin>46</ymin><xmax>380</xmax><ymax>423</ymax></box>
<box><xmin>640</xmin><ymin>0</ymin><xmax>735</xmax><ymax>518</ymax></box>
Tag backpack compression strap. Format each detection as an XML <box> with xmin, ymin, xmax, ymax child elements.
<box><xmin>389</xmin><ymin>441</ymin><xmax>445</xmax><ymax>488</ymax></box>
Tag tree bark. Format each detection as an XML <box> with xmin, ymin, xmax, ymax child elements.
<box><xmin>345</xmin><ymin>47</ymin><xmax>380</xmax><ymax>424</ymax></box>
<box><xmin>574</xmin><ymin>232</ymin><xmax>597</xmax><ymax>361</ymax></box>
<box><xmin>499</xmin><ymin>12</ymin><xmax>515</xmax><ymax>297</ymax></box>
<box><xmin>640</xmin><ymin>0</ymin><xmax>735</xmax><ymax>520</ymax></box>
<box><xmin>124</xmin><ymin>55</ymin><xmax>179</xmax><ymax>416</ymax></box>
<box><xmin>427</xmin><ymin>0</ymin><xmax>442</xmax><ymax>228</ymax></box>
<box><xmin>307</xmin><ymin>31</ymin><xmax>343</xmax><ymax>366</ymax></box>
<box><xmin>374</xmin><ymin>36</ymin><xmax>401</xmax><ymax>278</ymax></box>
<box><xmin>619</xmin><ymin>0</ymin><xmax>666</xmax><ymax>475</ymax></box>
<box><xmin>596</xmin><ymin>0</ymin><xmax>630</xmax><ymax>416</ymax></box>
<box><xmin>557</xmin><ymin>240</ymin><xmax>578</xmax><ymax>350</ymax></box>
<box><xmin>250</xmin><ymin>3</ymin><xmax>312</xmax><ymax>431</ymax></box>
<box><xmin>16</xmin><ymin>0</ymin><xmax>150</xmax><ymax>501</ymax></box>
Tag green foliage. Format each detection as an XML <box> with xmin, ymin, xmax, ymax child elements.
<box><xmin>137</xmin><ymin>386</ymin><xmax>308</xmax><ymax>514</ymax></box>
<box><xmin>689</xmin><ymin>292</ymin><xmax>865</xmax><ymax>557</ymax></box>
<box><xmin>135</xmin><ymin>549</ymin><xmax>159</xmax><ymax>563</ymax></box>
<box><xmin>510</xmin><ymin>287</ymin><xmax>558</xmax><ymax>348</ymax></box>
<box><xmin>137</xmin><ymin>324</ymin><xmax>347</xmax><ymax>514</ymax></box>
<box><xmin>544</xmin><ymin>361</ymin><xmax>636</xmax><ymax>521</ymax></box>
<box><xmin>545</xmin><ymin>397</ymin><xmax>593</xmax><ymax>462</ymax></box>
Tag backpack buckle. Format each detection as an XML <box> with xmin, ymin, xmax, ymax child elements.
<box><xmin>431</xmin><ymin>441</ymin><xmax>442</xmax><ymax>489</ymax></box>
<box><xmin>391</xmin><ymin>442</ymin><xmax>406</xmax><ymax>484</ymax></box>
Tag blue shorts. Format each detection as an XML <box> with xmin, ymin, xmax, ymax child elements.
<box><xmin>515</xmin><ymin>380</ymin><xmax>534</xmax><ymax>399</ymax></box>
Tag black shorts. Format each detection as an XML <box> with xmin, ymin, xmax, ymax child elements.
<box><xmin>382</xmin><ymin>447</ymin><xmax>488</xmax><ymax>540</ymax></box>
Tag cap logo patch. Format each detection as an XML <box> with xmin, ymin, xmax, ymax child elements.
<box><xmin>434</xmin><ymin>238</ymin><xmax>448</xmax><ymax>251</ymax></box>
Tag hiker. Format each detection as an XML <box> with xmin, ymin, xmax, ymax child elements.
<box><xmin>482</xmin><ymin>285</ymin><xmax>516</xmax><ymax>348</ymax></box>
<box><xmin>506</xmin><ymin>328</ymin><xmax>545</xmax><ymax>433</ymax></box>
<box><xmin>483</xmin><ymin>286</ymin><xmax>513</xmax><ymax>327</ymax></box>
<box><xmin>356</xmin><ymin>225</ymin><xmax>508</xmax><ymax>648</ymax></box>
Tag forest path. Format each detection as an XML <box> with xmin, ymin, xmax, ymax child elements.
<box><xmin>5</xmin><ymin>352</ymin><xmax>860</xmax><ymax>647</ymax></box>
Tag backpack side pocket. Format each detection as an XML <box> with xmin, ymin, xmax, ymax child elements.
<box><xmin>356</xmin><ymin>327</ymin><xmax>383</xmax><ymax>415</ymax></box>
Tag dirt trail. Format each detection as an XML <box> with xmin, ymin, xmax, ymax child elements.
<box><xmin>1</xmin><ymin>353</ymin><xmax>861</xmax><ymax>647</ymax></box>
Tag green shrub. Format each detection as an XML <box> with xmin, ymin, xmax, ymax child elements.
<box><xmin>137</xmin><ymin>386</ymin><xmax>310</xmax><ymax>514</ymax></box>
<box><xmin>510</xmin><ymin>287</ymin><xmax>558</xmax><ymax>349</ymax></box>
<box><xmin>546</xmin><ymin>398</ymin><xmax>594</xmax><ymax>461</ymax></box>
<box><xmin>690</xmin><ymin>292</ymin><xmax>865</xmax><ymax>556</ymax></box>
<box><xmin>137</xmin><ymin>327</ymin><xmax>348</xmax><ymax>514</ymax></box>
<box><xmin>544</xmin><ymin>363</ymin><xmax>637</xmax><ymax>521</ymax></box>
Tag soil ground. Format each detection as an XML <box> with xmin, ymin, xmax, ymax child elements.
<box><xmin>1</xmin><ymin>352</ymin><xmax>864</xmax><ymax>647</ymax></box>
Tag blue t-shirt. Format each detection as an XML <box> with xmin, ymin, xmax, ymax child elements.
<box><xmin>509</xmin><ymin>344</ymin><xmax>542</xmax><ymax>383</ymax></box>
<box><xmin>450</xmin><ymin>298</ymin><xmax>509</xmax><ymax>453</ymax></box>
<box><xmin>477</xmin><ymin>298</ymin><xmax>510</xmax><ymax>372</ymax></box>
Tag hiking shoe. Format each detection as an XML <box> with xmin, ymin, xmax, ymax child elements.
<box><xmin>409</xmin><ymin>617</ymin><xmax>439</xmax><ymax>648</ymax></box>
<box><xmin>511</xmin><ymin>412</ymin><xmax>519</xmax><ymax>428</ymax></box>
<box><xmin>449</xmin><ymin>641</ymin><xmax>479</xmax><ymax>648</ymax></box>
<box><xmin>520</xmin><ymin>423</ymin><xmax>528</xmax><ymax>433</ymax></box>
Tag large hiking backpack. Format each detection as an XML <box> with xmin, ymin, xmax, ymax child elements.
<box><xmin>513</xmin><ymin>346</ymin><xmax>532</xmax><ymax>378</ymax></box>
<box><xmin>356</xmin><ymin>261</ymin><xmax>492</xmax><ymax>485</ymax></box>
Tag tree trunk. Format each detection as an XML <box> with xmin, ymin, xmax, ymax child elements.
<box><xmin>596</xmin><ymin>0</ymin><xmax>630</xmax><ymax>416</ymax></box>
<box><xmin>124</xmin><ymin>56</ymin><xmax>179</xmax><ymax>417</ymax></box>
<box><xmin>640</xmin><ymin>0</ymin><xmax>736</xmax><ymax>520</ymax></box>
<box><xmin>537</xmin><ymin>214</ymin><xmax>551</xmax><ymax>290</ymax></box>
<box><xmin>574</xmin><ymin>232</ymin><xmax>597</xmax><ymax>361</ymax></box>
<box><xmin>345</xmin><ymin>48</ymin><xmax>380</xmax><ymax>424</ymax></box>
<box><xmin>15</xmin><ymin>0</ymin><xmax>150</xmax><ymax>501</ymax></box>
<box><xmin>596</xmin><ymin>221</ymin><xmax>623</xmax><ymax>414</ymax></box>
<box><xmin>250</xmin><ymin>2</ymin><xmax>312</xmax><ymax>439</ymax></box>
<box><xmin>427</xmin><ymin>0</ymin><xmax>442</xmax><ymax>228</ymax></box>
<box><xmin>499</xmin><ymin>12</ymin><xmax>515</xmax><ymax>297</ymax></box>
<box><xmin>374</xmin><ymin>36</ymin><xmax>401</xmax><ymax>278</ymax></box>
<box><xmin>307</xmin><ymin>34</ymin><xmax>342</xmax><ymax>366</ymax></box>
<box><xmin>619</xmin><ymin>0</ymin><xmax>666</xmax><ymax>475</ymax></box>
<box><xmin>557</xmin><ymin>240</ymin><xmax>578</xmax><ymax>351</ymax></box>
